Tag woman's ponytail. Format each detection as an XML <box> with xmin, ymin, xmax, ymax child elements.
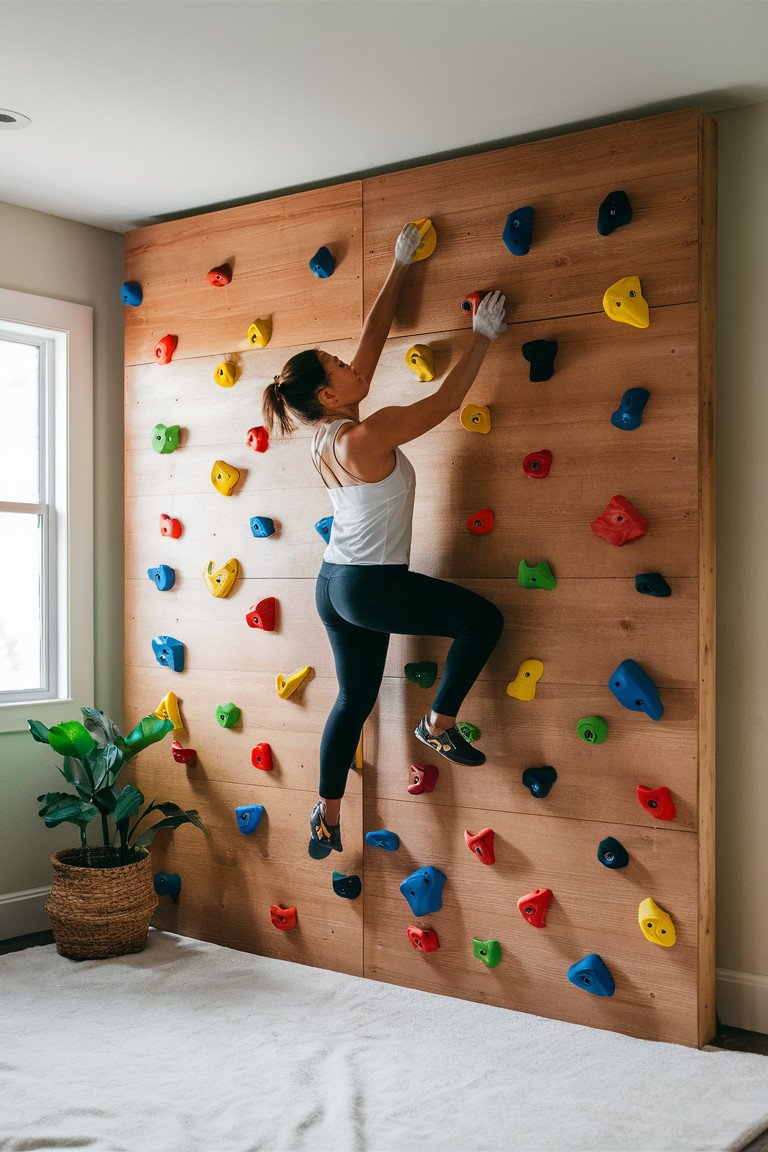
<box><xmin>261</xmin><ymin>349</ymin><xmax>327</xmax><ymax>436</ymax></box>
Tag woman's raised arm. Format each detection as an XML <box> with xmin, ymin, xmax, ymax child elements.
<box><xmin>350</xmin><ymin>223</ymin><xmax>423</xmax><ymax>386</ymax></box>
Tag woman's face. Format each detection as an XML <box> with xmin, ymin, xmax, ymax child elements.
<box><xmin>316</xmin><ymin>350</ymin><xmax>367</xmax><ymax>411</ymax></box>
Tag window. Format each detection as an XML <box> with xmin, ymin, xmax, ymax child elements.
<box><xmin>0</xmin><ymin>288</ymin><xmax>93</xmax><ymax>732</ymax></box>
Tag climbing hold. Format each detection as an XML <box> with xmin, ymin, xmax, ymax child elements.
<box><xmin>151</xmin><ymin>423</ymin><xmax>180</xmax><ymax>454</ymax></box>
<box><xmin>365</xmin><ymin>829</ymin><xmax>400</xmax><ymax>851</ymax></box>
<box><xmin>159</xmin><ymin>514</ymin><xmax>182</xmax><ymax>539</ymax></box>
<box><xmin>247</xmin><ymin>425</ymin><xmax>270</xmax><ymax>453</ymax></box>
<box><xmin>638</xmin><ymin>897</ymin><xmax>676</xmax><ymax>947</ymax></box>
<box><xmin>407</xmin><ymin>925</ymin><xmax>440</xmax><ymax>952</ymax></box>
<box><xmin>506</xmin><ymin>658</ymin><xmax>544</xmax><ymax>701</ymax></box>
<box><xmin>332</xmin><ymin>872</ymin><xmax>362</xmax><ymax>900</ymax></box>
<box><xmin>147</xmin><ymin>564</ymin><xmax>175</xmax><ymax>591</ymax></box>
<box><xmin>407</xmin><ymin>763</ymin><xmax>439</xmax><ymax>795</ymax></box>
<box><xmin>405</xmin><ymin>661</ymin><xmax>437</xmax><ymax>688</ymax></box>
<box><xmin>603</xmin><ymin>276</ymin><xmax>649</xmax><ymax>329</ymax></box>
<box><xmin>597</xmin><ymin>190</ymin><xmax>633</xmax><ymax>236</ymax></box>
<box><xmin>591</xmin><ymin>494</ymin><xmax>648</xmax><ymax>547</ymax></box>
<box><xmin>214</xmin><ymin>360</ymin><xmax>238</xmax><ymax>388</ymax></box>
<box><xmin>466</xmin><ymin>508</ymin><xmax>494</xmax><ymax>535</ymax></box>
<box><xmin>236</xmin><ymin>804</ymin><xmax>265</xmax><ymax>834</ymax></box>
<box><xmin>517</xmin><ymin>887</ymin><xmax>552</xmax><ymax>928</ymax></box>
<box><xmin>637</xmin><ymin>784</ymin><xmax>676</xmax><ymax>821</ymax></box>
<box><xmin>522</xmin><ymin>765</ymin><xmax>557</xmax><ymax>798</ymax></box>
<box><xmin>405</xmin><ymin>344</ymin><xmax>436</xmax><ymax>382</ymax></box>
<box><xmin>206</xmin><ymin>263</ymin><xmax>232</xmax><ymax>287</ymax></box>
<box><xmin>522</xmin><ymin>340</ymin><xmax>557</xmax><ymax>382</ymax></box>
<box><xmin>276</xmin><ymin>665</ymin><xmax>313</xmax><ymax>699</ymax></box>
<box><xmin>577</xmin><ymin>716</ymin><xmax>608</xmax><ymax>744</ymax></box>
<box><xmin>517</xmin><ymin>559</ymin><xmax>557</xmax><ymax>590</ymax></box>
<box><xmin>155</xmin><ymin>690</ymin><xmax>184</xmax><ymax>732</ymax></box>
<box><xmin>473</xmin><ymin>938</ymin><xmax>502</xmax><ymax>969</ymax></box>
<box><xmin>597</xmin><ymin>836</ymin><xmax>629</xmax><ymax>869</ymax></box>
<box><xmin>211</xmin><ymin>460</ymin><xmax>241</xmax><ymax>496</ymax></box>
<box><xmin>456</xmin><ymin>721</ymin><xmax>480</xmax><ymax>743</ymax></box>
<box><xmin>309</xmin><ymin>246</ymin><xmax>335</xmax><ymax>278</ymax></box>
<box><xmin>409</xmin><ymin>218</ymin><xmax>437</xmax><ymax>262</ymax></box>
<box><xmin>611</xmin><ymin>387</ymin><xmax>650</xmax><ymax>430</ymax></box>
<box><xmin>154</xmin><ymin>335</ymin><xmax>178</xmax><ymax>364</ymax></box>
<box><xmin>567</xmin><ymin>954</ymin><xmax>615</xmax><ymax>997</ymax></box>
<box><xmin>608</xmin><ymin>658</ymin><xmax>663</xmax><ymax>721</ymax></box>
<box><xmin>464</xmin><ymin>828</ymin><xmax>495</xmax><ymax>866</ymax></box>
<box><xmin>247</xmin><ymin>318</ymin><xmax>272</xmax><ymax>347</ymax></box>
<box><xmin>153</xmin><ymin>872</ymin><xmax>181</xmax><ymax>901</ymax></box>
<box><xmin>400</xmin><ymin>866</ymin><xmax>446</xmax><ymax>917</ymax></box>
<box><xmin>635</xmin><ymin>572</ymin><xmax>671</xmax><ymax>597</ymax></box>
<box><xmin>215</xmin><ymin>702</ymin><xmax>241</xmax><ymax>728</ymax></box>
<box><xmin>523</xmin><ymin>449</ymin><xmax>553</xmax><ymax>479</ymax></box>
<box><xmin>203</xmin><ymin>558</ymin><xmax>239</xmax><ymax>599</ymax></box>
<box><xmin>250</xmin><ymin>516</ymin><xmax>276</xmax><ymax>538</ymax></box>
<box><xmin>502</xmin><ymin>206</ymin><xmax>534</xmax><ymax>256</ymax></box>
<box><xmin>151</xmin><ymin>635</ymin><xmax>185</xmax><ymax>673</ymax></box>
<box><xmin>121</xmin><ymin>281</ymin><xmax>142</xmax><ymax>306</ymax></box>
<box><xmin>251</xmin><ymin>743</ymin><xmax>273</xmax><ymax>771</ymax></box>
<box><xmin>315</xmin><ymin>515</ymin><xmax>333</xmax><ymax>542</ymax></box>
<box><xmin>171</xmin><ymin>739</ymin><xmax>196</xmax><ymax>766</ymax></box>
<box><xmin>270</xmin><ymin>905</ymin><xmax>297</xmax><ymax>931</ymax></box>
<box><xmin>460</xmin><ymin>404</ymin><xmax>491</xmax><ymax>434</ymax></box>
<box><xmin>460</xmin><ymin>291</ymin><xmax>484</xmax><ymax>315</ymax></box>
<box><xmin>246</xmin><ymin>596</ymin><xmax>277</xmax><ymax>631</ymax></box>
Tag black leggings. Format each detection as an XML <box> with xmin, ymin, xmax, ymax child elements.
<box><xmin>315</xmin><ymin>561</ymin><xmax>504</xmax><ymax>800</ymax></box>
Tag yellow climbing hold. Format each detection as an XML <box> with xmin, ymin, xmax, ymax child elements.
<box><xmin>214</xmin><ymin>360</ymin><xmax>238</xmax><ymax>388</ymax></box>
<box><xmin>602</xmin><ymin>276</ymin><xmax>650</xmax><ymax>329</ymax></box>
<box><xmin>155</xmin><ymin>690</ymin><xmax>184</xmax><ymax>732</ymax></box>
<box><xmin>405</xmin><ymin>344</ymin><xmax>435</xmax><ymax>382</ymax></box>
<box><xmin>211</xmin><ymin>460</ymin><xmax>241</xmax><ymax>496</ymax></box>
<box><xmin>506</xmin><ymin>659</ymin><xmax>545</xmax><ymax>702</ymax></box>
<box><xmin>247</xmin><ymin>317</ymin><xmax>272</xmax><ymax>348</ymax></box>
<box><xmin>203</xmin><ymin>558</ymin><xmax>239</xmax><ymax>599</ymax></box>
<box><xmin>460</xmin><ymin>404</ymin><xmax>491</xmax><ymax>434</ymax></box>
<box><xmin>638</xmin><ymin>897</ymin><xmax>676</xmax><ymax>947</ymax></box>
<box><xmin>409</xmin><ymin>218</ymin><xmax>437</xmax><ymax>263</ymax></box>
<box><xmin>276</xmin><ymin>665</ymin><xmax>313</xmax><ymax>700</ymax></box>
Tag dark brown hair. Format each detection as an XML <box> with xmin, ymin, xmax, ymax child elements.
<box><xmin>262</xmin><ymin>349</ymin><xmax>328</xmax><ymax>435</ymax></box>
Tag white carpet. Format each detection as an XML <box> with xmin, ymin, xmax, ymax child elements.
<box><xmin>1</xmin><ymin>931</ymin><xmax>767</xmax><ymax>1152</ymax></box>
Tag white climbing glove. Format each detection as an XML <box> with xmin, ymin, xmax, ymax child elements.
<box><xmin>395</xmin><ymin>222</ymin><xmax>423</xmax><ymax>266</ymax></box>
<box><xmin>473</xmin><ymin>290</ymin><xmax>507</xmax><ymax>342</ymax></box>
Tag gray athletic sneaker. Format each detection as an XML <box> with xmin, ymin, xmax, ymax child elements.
<box><xmin>414</xmin><ymin>715</ymin><xmax>486</xmax><ymax>766</ymax></box>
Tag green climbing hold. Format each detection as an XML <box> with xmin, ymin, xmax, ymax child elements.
<box><xmin>216</xmin><ymin>702</ymin><xmax>241</xmax><ymax>729</ymax></box>
<box><xmin>577</xmin><ymin>716</ymin><xmax>607</xmax><ymax>744</ymax></box>
<box><xmin>151</xmin><ymin>423</ymin><xmax>180</xmax><ymax>454</ymax></box>
<box><xmin>518</xmin><ymin>559</ymin><xmax>557</xmax><ymax>590</ymax></box>
<box><xmin>405</xmin><ymin>661</ymin><xmax>438</xmax><ymax>688</ymax></box>
<box><xmin>456</xmin><ymin>721</ymin><xmax>480</xmax><ymax>743</ymax></box>
<box><xmin>473</xmin><ymin>937</ymin><xmax>502</xmax><ymax>968</ymax></box>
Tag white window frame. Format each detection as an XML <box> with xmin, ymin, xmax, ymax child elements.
<box><xmin>0</xmin><ymin>288</ymin><xmax>93</xmax><ymax>733</ymax></box>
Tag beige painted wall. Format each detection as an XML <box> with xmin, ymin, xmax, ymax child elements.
<box><xmin>0</xmin><ymin>203</ymin><xmax>123</xmax><ymax>932</ymax></box>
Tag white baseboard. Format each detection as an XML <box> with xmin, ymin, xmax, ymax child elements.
<box><xmin>0</xmin><ymin>886</ymin><xmax>51</xmax><ymax>941</ymax></box>
<box><xmin>717</xmin><ymin>967</ymin><xmax>768</xmax><ymax>1034</ymax></box>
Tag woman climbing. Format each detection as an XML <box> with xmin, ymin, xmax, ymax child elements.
<box><xmin>262</xmin><ymin>223</ymin><xmax>507</xmax><ymax>859</ymax></box>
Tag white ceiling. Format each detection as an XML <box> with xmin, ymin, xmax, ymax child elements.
<box><xmin>1</xmin><ymin>0</ymin><xmax>767</xmax><ymax>234</ymax></box>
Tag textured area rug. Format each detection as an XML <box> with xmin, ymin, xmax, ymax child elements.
<box><xmin>1</xmin><ymin>930</ymin><xmax>767</xmax><ymax>1152</ymax></box>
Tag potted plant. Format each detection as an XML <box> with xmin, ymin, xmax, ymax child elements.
<box><xmin>27</xmin><ymin>705</ymin><xmax>205</xmax><ymax>960</ymax></box>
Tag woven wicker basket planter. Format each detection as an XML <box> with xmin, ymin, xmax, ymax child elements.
<box><xmin>46</xmin><ymin>847</ymin><xmax>158</xmax><ymax>961</ymax></box>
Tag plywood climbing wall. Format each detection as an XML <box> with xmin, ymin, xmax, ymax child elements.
<box><xmin>124</xmin><ymin>108</ymin><xmax>716</xmax><ymax>1046</ymax></box>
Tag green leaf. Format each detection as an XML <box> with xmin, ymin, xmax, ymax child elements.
<box><xmin>37</xmin><ymin>791</ymin><xmax>99</xmax><ymax>830</ymax></box>
<box><xmin>80</xmin><ymin>707</ymin><xmax>125</xmax><ymax>748</ymax></box>
<box><xmin>114</xmin><ymin>784</ymin><xmax>144</xmax><ymax>825</ymax></box>
<box><xmin>58</xmin><ymin>755</ymin><xmax>88</xmax><ymax>787</ymax></box>
<box><xmin>27</xmin><ymin>719</ymin><xmax>51</xmax><ymax>745</ymax></box>
<box><xmin>131</xmin><ymin>808</ymin><xmax>205</xmax><ymax>848</ymax></box>
<box><xmin>48</xmin><ymin>721</ymin><xmax>97</xmax><ymax>760</ymax></box>
<box><xmin>87</xmin><ymin>743</ymin><xmax>124</xmax><ymax>792</ymax></box>
<box><xmin>123</xmin><ymin>714</ymin><xmax>173</xmax><ymax>756</ymax></box>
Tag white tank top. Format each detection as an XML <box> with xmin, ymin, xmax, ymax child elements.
<box><xmin>311</xmin><ymin>418</ymin><xmax>416</xmax><ymax>565</ymax></box>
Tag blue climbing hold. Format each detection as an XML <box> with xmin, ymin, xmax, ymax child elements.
<box><xmin>151</xmin><ymin>635</ymin><xmax>184</xmax><ymax>673</ymax></box>
<box><xmin>315</xmin><ymin>516</ymin><xmax>333</xmax><ymax>542</ymax></box>
<box><xmin>365</xmin><ymin>829</ymin><xmax>400</xmax><ymax>851</ymax></box>
<box><xmin>522</xmin><ymin>765</ymin><xmax>557</xmax><ymax>798</ymax></box>
<box><xmin>153</xmin><ymin>871</ymin><xmax>181</xmax><ymax>901</ymax></box>
<box><xmin>597</xmin><ymin>190</ymin><xmax>633</xmax><ymax>236</ymax></box>
<box><xmin>567</xmin><ymin>953</ymin><xmax>615</xmax><ymax>997</ymax></box>
<box><xmin>522</xmin><ymin>339</ymin><xmax>558</xmax><ymax>382</ymax></box>
<box><xmin>635</xmin><ymin>573</ymin><xmax>671</xmax><ymax>598</ymax></box>
<box><xmin>610</xmin><ymin>387</ymin><xmax>650</xmax><ymax>431</ymax></box>
<box><xmin>502</xmin><ymin>206</ymin><xmax>534</xmax><ymax>256</ymax></box>
<box><xmin>147</xmin><ymin>564</ymin><xmax>175</xmax><ymax>591</ymax></box>
<box><xmin>608</xmin><ymin>658</ymin><xmax>663</xmax><ymax>721</ymax></box>
<box><xmin>250</xmin><ymin>516</ymin><xmax>276</xmax><ymax>538</ymax></box>
<box><xmin>309</xmin><ymin>246</ymin><xmax>335</xmax><ymax>279</ymax></box>
<box><xmin>332</xmin><ymin>871</ymin><xmax>362</xmax><ymax>899</ymax></box>
<box><xmin>121</xmin><ymin>281</ymin><xmax>143</xmax><ymax>306</ymax></box>
<box><xmin>597</xmin><ymin>836</ymin><xmax>629</xmax><ymax>869</ymax></box>
<box><xmin>399</xmin><ymin>865</ymin><xmax>447</xmax><ymax>918</ymax></box>
<box><xmin>235</xmin><ymin>804</ymin><xmax>265</xmax><ymax>834</ymax></box>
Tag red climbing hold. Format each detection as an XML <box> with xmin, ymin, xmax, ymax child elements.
<box><xmin>406</xmin><ymin>925</ymin><xmax>440</xmax><ymax>953</ymax></box>
<box><xmin>270</xmin><ymin>905</ymin><xmax>297</xmax><ymax>931</ymax></box>
<box><xmin>637</xmin><ymin>784</ymin><xmax>676</xmax><ymax>821</ymax></box>
<box><xmin>206</xmin><ymin>263</ymin><xmax>232</xmax><ymax>287</ymax></box>
<box><xmin>464</xmin><ymin>827</ymin><xmax>496</xmax><ymax>865</ymax></box>
<box><xmin>245</xmin><ymin>597</ymin><xmax>277</xmax><ymax>631</ymax></box>
<box><xmin>154</xmin><ymin>334</ymin><xmax>178</xmax><ymax>364</ymax></box>
<box><xmin>247</xmin><ymin>426</ymin><xmax>269</xmax><ymax>453</ymax></box>
<box><xmin>159</xmin><ymin>514</ymin><xmax>183</xmax><ymax>538</ymax></box>
<box><xmin>466</xmin><ymin>508</ymin><xmax>494</xmax><ymax>535</ymax></box>
<box><xmin>251</xmin><ymin>743</ymin><xmax>273</xmax><ymax>771</ymax></box>
<box><xmin>460</xmin><ymin>291</ymin><xmax>485</xmax><ymax>315</ymax></box>
<box><xmin>591</xmin><ymin>495</ymin><xmax>648</xmax><ymax>547</ymax></box>
<box><xmin>407</xmin><ymin>763</ymin><xmax>439</xmax><ymax>795</ymax></box>
<box><xmin>523</xmin><ymin>449</ymin><xmax>553</xmax><ymax>479</ymax></box>
<box><xmin>517</xmin><ymin>887</ymin><xmax>552</xmax><ymax>928</ymax></box>
<box><xmin>171</xmin><ymin>739</ymin><xmax>196</xmax><ymax>766</ymax></box>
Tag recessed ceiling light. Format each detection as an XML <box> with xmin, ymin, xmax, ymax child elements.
<box><xmin>0</xmin><ymin>109</ymin><xmax>31</xmax><ymax>130</ymax></box>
